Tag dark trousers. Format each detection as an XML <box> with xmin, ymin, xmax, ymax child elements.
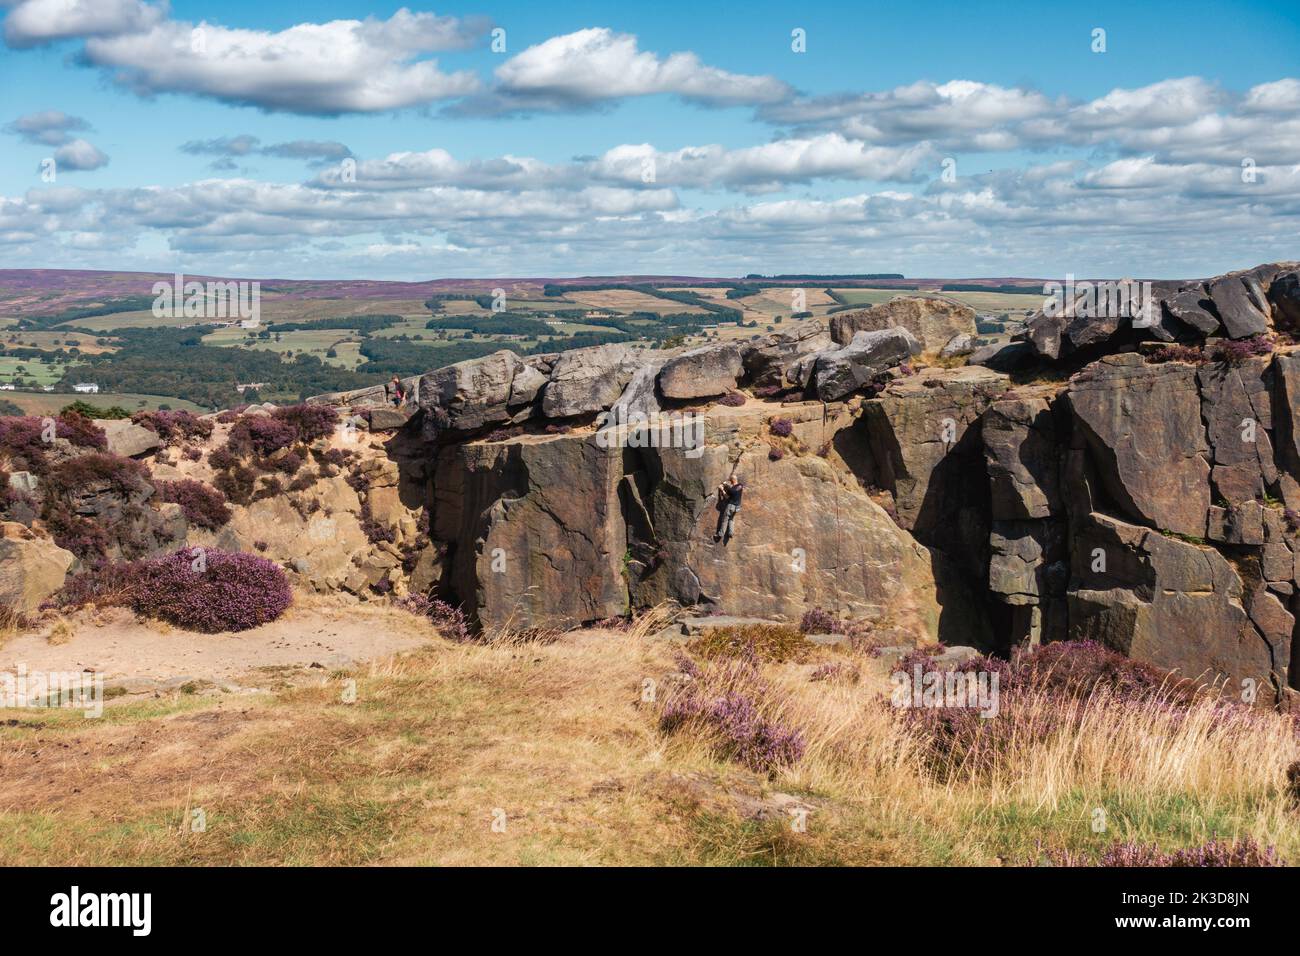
<box><xmin>716</xmin><ymin>502</ymin><xmax>739</xmax><ymax>540</ymax></box>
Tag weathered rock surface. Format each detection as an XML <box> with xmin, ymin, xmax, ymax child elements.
<box><xmin>98</xmin><ymin>420</ymin><xmax>163</xmax><ymax>458</ymax></box>
<box><xmin>541</xmin><ymin>344</ymin><xmax>643</xmax><ymax>418</ymax></box>
<box><xmin>657</xmin><ymin>343</ymin><xmax>743</xmax><ymax>399</ymax></box>
<box><xmin>742</xmin><ymin>325</ymin><xmax>833</xmax><ymax>390</ymax></box>
<box><xmin>418</xmin><ymin>350</ymin><xmax>521</xmax><ymax>432</ymax></box>
<box><xmin>0</xmin><ymin>523</ymin><xmax>75</xmax><ymax>613</ymax></box>
<box><xmin>830</xmin><ymin>296</ymin><xmax>977</xmax><ymax>353</ymax></box>
<box><xmin>1067</xmin><ymin>354</ymin><xmax>1210</xmax><ymax>537</ymax></box>
<box><xmin>811</xmin><ymin>328</ymin><xmax>922</xmax><ymax>402</ymax></box>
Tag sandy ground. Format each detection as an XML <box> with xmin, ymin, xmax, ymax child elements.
<box><xmin>0</xmin><ymin>595</ymin><xmax>438</xmax><ymax>693</ymax></box>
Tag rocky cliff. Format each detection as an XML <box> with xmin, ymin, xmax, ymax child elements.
<box><xmin>7</xmin><ymin>268</ymin><xmax>1300</xmax><ymax>703</ymax></box>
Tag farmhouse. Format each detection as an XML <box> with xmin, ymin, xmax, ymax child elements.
<box><xmin>73</xmin><ymin>383</ymin><xmax>100</xmax><ymax>393</ymax></box>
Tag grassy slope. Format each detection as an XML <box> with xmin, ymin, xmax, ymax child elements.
<box><xmin>0</xmin><ymin>616</ymin><xmax>1294</xmax><ymax>866</ymax></box>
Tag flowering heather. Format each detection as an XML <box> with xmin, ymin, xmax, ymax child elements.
<box><xmin>717</xmin><ymin>391</ymin><xmax>746</xmax><ymax>407</ymax></box>
<box><xmin>0</xmin><ymin>414</ymin><xmax>106</xmax><ymax>474</ymax></box>
<box><xmin>809</xmin><ymin>661</ymin><xmax>861</xmax><ymax>684</ymax></box>
<box><xmin>768</xmin><ymin>446</ymin><xmax>784</xmax><ymax>461</ymax></box>
<box><xmin>660</xmin><ymin>658</ymin><xmax>800</xmax><ymax>780</ymax></box>
<box><xmin>132</xmin><ymin>410</ymin><xmax>213</xmax><ymax>445</ymax></box>
<box><xmin>769</xmin><ymin>418</ymin><xmax>794</xmax><ymax>437</ymax></box>
<box><xmin>54</xmin><ymin>547</ymin><xmax>291</xmax><ymax>632</ymax></box>
<box><xmin>152</xmin><ymin>479</ymin><xmax>231</xmax><ymax>530</ymax></box>
<box><xmin>400</xmin><ymin>594</ymin><xmax>472</xmax><ymax>642</ymax></box>
<box><xmin>1035</xmin><ymin>837</ymin><xmax>1279</xmax><ymax>867</ymax></box>
<box><xmin>800</xmin><ymin>607</ymin><xmax>837</xmax><ymax>634</ymax></box>
<box><xmin>273</xmin><ymin>450</ymin><xmax>303</xmax><ymax>475</ymax></box>
<box><xmin>271</xmin><ymin>403</ymin><xmax>339</xmax><ymax>443</ymax></box>
<box><xmin>226</xmin><ymin>416</ymin><xmax>298</xmax><ymax>458</ymax></box>
<box><xmin>1212</xmin><ymin>335</ymin><xmax>1274</xmax><ymax>365</ymax></box>
<box><xmin>45</xmin><ymin>452</ymin><xmax>150</xmax><ymax>499</ymax></box>
<box><xmin>1147</xmin><ymin>343</ymin><xmax>1206</xmax><ymax>365</ymax></box>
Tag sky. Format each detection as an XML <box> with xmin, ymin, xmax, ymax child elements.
<box><xmin>0</xmin><ymin>0</ymin><xmax>1298</xmax><ymax>281</ymax></box>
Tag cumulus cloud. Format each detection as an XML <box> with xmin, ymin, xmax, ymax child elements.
<box><xmin>4</xmin><ymin>109</ymin><xmax>90</xmax><ymax>146</ymax></box>
<box><xmin>457</xmin><ymin>27</ymin><xmax>792</xmax><ymax>114</ymax></box>
<box><xmin>3</xmin><ymin>0</ymin><xmax>163</xmax><ymax>47</ymax></box>
<box><xmin>180</xmin><ymin>135</ymin><xmax>353</xmax><ymax>170</ymax></box>
<box><xmin>52</xmin><ymin>137</ymin><xmax>108</xmax><ymax>170</ymax></box>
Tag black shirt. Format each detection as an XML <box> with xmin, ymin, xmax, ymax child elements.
<box><xmin>725</xmin><ymin>482</ymin><xmax>744</xmax><ymax>507</ymax></box>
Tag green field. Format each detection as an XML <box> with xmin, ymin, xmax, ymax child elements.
<box><xmin>0</xmin><ymin>391</ymin><xmax>205</xmax><ymax>416</ymax></box>
<box><xmin>831</xmin><ymin>287</ymin><xmax>1044</xmax><ymax>313</ymax></box>
<box><xmin>0</xmin><ymin>356</ymin><xmax>78</xmax><ymax>386</ymax></box>
<box><xmin>202</xmin><ymin>327</ymin><xmax>365</xmax><ymax>367</ymax></box>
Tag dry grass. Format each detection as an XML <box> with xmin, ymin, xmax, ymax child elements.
<box><xmin>0</xmin><ymin>613</ymin><xmax>1296</xmax><ymax>866</ymax></box>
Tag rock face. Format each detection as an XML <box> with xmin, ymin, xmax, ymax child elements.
<box><xmin>419</xmin><ymin>350</ymin><xmax>522</xmax><ymax>432</ymax></box>
<box><xmin>830</xmin><ymin>296</ymin><xmax>977</xmax><ymax>353</ymax></box>
<box><xmin>0</xmin><ymin>523</ymin><xmax>75</xmax><ymax>613</ymax></box>
<box><xmin>741</xmin><ymin>325</ymin><xmax>833</xmax><ymax>390</ymax></box>
<box><xmin>429</xmin><ymin>403</ymin><xmax>949</xmax><ymax>642</ymax></box>
<box><xmin>811</xmin><ymin>328</ymin><xmax>922</xmax><ymax>401</ymax></box>
<box><xmin>1067</xmin><ymin>354</ymin><xmax>1210</xmax><ymax>538</ymax></box>
<box><xmin>657</xmin><ymin>343</ymin><xmax>743</xmax><ymax>399</ymax></box>
<box><xmin>541</xmin><ymin>344</ymin><xmax>643</xmax><ymax>418</ymax></box>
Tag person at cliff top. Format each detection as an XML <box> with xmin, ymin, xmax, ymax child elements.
<box><xmin>714</xmin><ymin>474</ymin><xmax>744</xmax><ymax>543</ymax></box>
<box><xmin>390</xmin><ymin>376</ymin><xmax>406</xmax><ymax>406</ymax></box>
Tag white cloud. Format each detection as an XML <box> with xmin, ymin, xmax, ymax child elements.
<box><xmin>464</xmin><ymin>27</ymin><xmax>792</xmax><ymax>114</ymax></box>
<box><xmin>3</xmin><ymin>0</ymin><xmax>163</xmax><ymax>47</ymax></box>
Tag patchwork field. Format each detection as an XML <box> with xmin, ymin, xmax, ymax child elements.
<box><xmin>566</xmin><ymin>289</ymin><xmax>710</xmax><ymax>314</ymax></box>
<box><xmin>0</xmin><ymin>391</ymin><xmax>206</xmax><ymax>415</ymax></box>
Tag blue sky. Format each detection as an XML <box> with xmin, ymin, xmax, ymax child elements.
<box><xmin>1</xmin><ymin>0</ymin><xmax>1298</xmax><ymax>279</ymax></box>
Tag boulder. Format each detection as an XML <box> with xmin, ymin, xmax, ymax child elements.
<box><xmin>811</xmin><ymin>328</ymin><xmax>922</xmax><ymax>402</ymax></box>
<box><xmin>742</xmin><ymin>325</ymin><xmax>833</xmax><ymax>390</ymax></box>
<box><xmin>366</xmin><ymin>405</ymin><xmax>415</xmax><ymax>431</ymax></box>
<box><xmin>1208</xmin><ymin>274</ymin><xmax>1270</xmax><ymax>339</ymax></box>
<box><xmin>968</xmin><ymin>340</ymin><xmax>1037</xmax><ymax>372</ymax></box>
<box><xmin>1066</xmin><ymin>353</ymin><xmax>1210</xmax><ymax>538</ymax></box>
<box><xmin>1164</xmin><ymin>285</ymin><xmax>1221</xmax><ymax>335</ymax></box>
<box><xmin>0</xmin><ymin>524</ymin><xmax>75</xmax><ymax>613</ymax></box>
<box><xmin>830</xmin><ymin>296</ymin><xmax>976</xmax><ymax>352</ymax></box>
<box><xmin>939</xmin><ymin>333</ymin><xmax>975</xmax><ymax>358</ymax></box>
<box><xmin>541</xmin><ymin>343</ymin><xmax>642</xmax><ymax>418</ymax></box>
<box><xmin>1268</xmin><ymin>271</ymin><xmax>1300</xmax><ymax>331</ymax></box>
<box><xmin>657</xmin><ymin>343</ymin><xmax>743</xmax><ymax>400</ymax></box>
<box><xmin>418</xmin><ymin>350</ymin><xmax>521</xmax><ymax>432</ymax></box>
<box><xmin>982</xmin><ymin>396</ymin><xmax>1061</xmax><ymax>520</ymax></box>
<box><xmin>98</xmin><ymin>419</ymin><xmax>162</xmax><ymax>458</ymax></box>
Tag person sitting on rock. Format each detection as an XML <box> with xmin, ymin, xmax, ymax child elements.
<box><xmin>390</xmin><ymin>376</ymin><xmax>406</xmax><ymax>406</ymax></box>
<box><xmin>714</xmin><ymin>474</ymin><xmax>744</xmax><ymax>543</ymax></box>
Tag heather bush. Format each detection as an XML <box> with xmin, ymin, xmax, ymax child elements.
<box><xmin>57</xmin><ymin>547</ymin><xmax>291</xmax><ymax>632</ymax></box>
<box><xmin>1034</xmin><ymin>837</ymin><xmax>1279</xmax><ymax>867</ymax></box>
<box><xmin>717</xmin><ymin>391</ymin><xmax>746</xmax><ymax>407</ymax></box>
<box><xmin>271</xmin><ymin>403</ymin><xmax>339</xmax><ymax>444</ymax></box>
<box><xmin>272</xmin><ymin>450</ymin><xmax>303</xmax><ymax>474</ymax></box>
<box><xmin>809</xmin><ymin>661</ymin><xmax>861</xmax><ymax>684</ymax></box>
<box><xmin>226</xmin><ymin>416</ymin><xmax>298</xmax><ymax>458</ymax></box>
<box><xmin>152</xmin><ymin>479</ymin><xmax>231</xmax><ymax>530</ymax></box>
<box><xmin>1147</xmin><ymin>343</ymin><xmax>1206</xmax><ymax>364</ymax></box>
<box><xmin>207</xmin><ymin>446</ymin><xmax>237</xmax><ymax>471</ymax></box>
<box><xmin>44</xmin><ymin>452</ymin><xmax>150</xmax><ymax>500</ymax></box>
<box><xmin>688</xmin><ymin>622</ymin><xmax>811</xmax><ymax>663</ymax></box>
<box><xmin>660</xmin><ymin>653</ymin><xmax>805</xmax><ymax>776</ymax></box>
<box><xmin>400</xmin><ymin>594</ymin><xmax>472</xmax><ymax>642</ymax></box>
<box><xmin>213</xmin><ymin>465</ymin><xmax>257</xmax><ymax>505</ymax></box>
<box><xmin>769</xmin><ymin>418</ymin><xmax>794</xmax><ymax>437</ymax></box>
<box><xmin>132</xmin><ymin>409</ymin><xmax>213</xmax><ymax>445</ymax></box>
<box><xmin>800</xmin><ymin>607</ymin><xmax>837</xmax><ymax>634</ymax></box>
<box><xmin>1213</xmin><ymin>335</ymin><xmax>1274</xmax><ymax>365</ymax></box>
<box><xmin>0</xmin><ymin>414</ymin><xmax>106</xmax><ymax>475</ymax></box>
<box><xmin>182</xmin><ymin>446</ymin><xmax>202</xmax><ymax>462</ymax></box>
<box><xmin>768</xmin><ymin>446</ymin><xmax>784</xmax><ymax>461</ymax></box>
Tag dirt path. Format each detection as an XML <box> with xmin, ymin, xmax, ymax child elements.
<box><xmin>0</xmin><ymin>596</ymin><xmax>440</xmax><ymax>692</ymax></box>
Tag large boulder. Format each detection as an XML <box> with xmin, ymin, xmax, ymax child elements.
<box><xmin>658</xmin><ymin>343</ymin><xmax>743</xmax><ymax>399</ymax></box>
<box><xmin>418</xmin><ymin>350</ymin><xmax>522</xmax><ymax>432</ymax></box>
<box><xmin>830</xmin><ymin>296</ymin><xmax>976</xmax><ymax>353</ymax></box>
<box><xmin>982</xmin><ymin>395</ymin><xmax>1061</xmax><ymax>521</ymax></box>
<box><xmin>98</xmin><ymin>420</ymin><xmax>162</xmax><ymax>458</ymax></box>
<box><xmin>1269</xmin><ymin>271</ymin><xmax>1300</xmax><ymax>332</ymax></box>
<box><xmin>811</xmin><ymin>328</ymin><xmax>921</xmax><ymax>401</ymax></box>
<box><xmin>1066</xmin><ymin>353</ymin><xmax>1210</xmax><ymax>538</ymax></box>
<box><xmin>741</xmin><ymin>324</ymin><xmax>833</xmax><ymax>390</ymax></box>
<box><xmin>1208</xmin><ymin>274</ymin><xmax>1270</xmax><ymax>339</ymax></box>
<box><xmin>541</xmin><ymin>343</ymin><xmax>642</xmax><ymax>418</ymax></box>
<box><xmin>0</xmin><ymin>523</ymin><xmax>75</xmax><ymax>614</ymax></box>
